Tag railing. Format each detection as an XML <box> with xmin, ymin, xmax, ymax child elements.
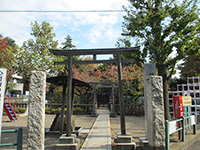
<box><xmin>114</xmin><ymin>104</ymin><xmax>143</xmax><ymax>116</ymax></box>
<box><xmin>0</xmin><ymin>127</ymin><xmax>23</xmax><ymax>150</ymax></box>
<box><xmin>14</xmin><ymin>102</ymin><xmax>28</xmax><ymax>108</ymax></box>
<box><xmin>165</xmin><ymin>115</ymin><xmax>197</xmax><ymax>150</ymax></box>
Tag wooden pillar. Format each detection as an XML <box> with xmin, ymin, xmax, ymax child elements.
<box><xmin>117</xmin><ymin>53</ymin><xmax>126</xmax><ymax>135</ymax></box>
<box><xmin>71</xmin><ymin>83</ymin><xmax>75</xmax><ymax>115</ymax></box>
<box><xmin>90</xmin><ymin>85</ymin><xmax>98</xmax><ymax>117</ymax></box>
<box><xmin>110</xmin><ymin>84</ymin><xmax>117</xmax><ymax>117</ymax></box>
<box><xmin>60</xmin><ymin>79</ymin><xmax>67</xmax><ymax>134</ymax></box>
<box><xmin>93</xmin><ymin>85</ymin><xmax>97</xmax><ymax>112</ymax></box>
<box><xmin>112</xmin><ymin>84</ymin><xmax>115</xmax><ymax>111</ymax></box>
<box><xmin>66</xmin><ymin>55</ymin><xmax>73</xmax><ymax>136</ymax></box>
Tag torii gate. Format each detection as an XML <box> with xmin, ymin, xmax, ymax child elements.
<box><xmin>49</xmin><ymin>47</ymin><xmax>139</xmax><ymax>136</ymax></box>
<box><xmin>89</xmin><ymin>82</ymin><xmax>118</xmax><ymax>117</ymax></box>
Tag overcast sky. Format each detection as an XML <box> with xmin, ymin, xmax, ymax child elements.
<box><xmin>0</xmin><ymin>0</ymin><xmax>129</xmax><ymax>49</ymax></box>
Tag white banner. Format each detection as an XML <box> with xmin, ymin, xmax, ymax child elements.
<box><xmin>0</xmin><ymin>68</ymin><xmax>7</xmax><ymax>143</ymax></box>
<box><xmin>190</xmin><ymin>115</ymin><xmax>196</xmax><ymax>125</ymax></box>
<box><xmin>169</xmin><ymin>121</ymin><xmax>177</xmax><ymax>135</ymax></box>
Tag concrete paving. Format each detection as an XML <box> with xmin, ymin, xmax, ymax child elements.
<box><xmin>81</xmin><ymin>109</ymin><xmax>112</xmax><ymax>150</ymax></box>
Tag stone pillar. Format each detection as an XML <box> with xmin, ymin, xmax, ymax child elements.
<box><xmin>144</xmin><ymin>63</ymin><xmax>156</xmax><ymax>139</ymax></box>
<box><xmin>146</xmin><ymin>76</ymin><xmax>165</xmax><ymax>149</ymax></box>
<box><xmin>27</xmin><ymin>71</ymin><xmax>46</xmax><ymax>150</ymax></box>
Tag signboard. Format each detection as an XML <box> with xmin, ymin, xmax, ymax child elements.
<box><xmin>0</xmin><ymin>68</ymin><xmax>7</xmax><ymax>143</ymax></box>
<box><xmin>169</xmin><ymin>121</ymin><xmax>177</xmax><ymax>134</ymax></box>
<box><xmin>173</xmin><ymin>96</ymin><xmax>184</xmax><ymax>118</ymax></box>
<box><xmin>182</xmin><ymin>96</ymin><xmax>192</xmax><ymax>106</ymax></box>
<box><xmin>190</xmin><ymin>115</ymin><xmax>196</xmax><ymax>125</ymax></box>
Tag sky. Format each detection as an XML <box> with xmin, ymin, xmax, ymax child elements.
<box><xmin>0</xmin><ymin>0</ymin><xmax>129</xmax><ymax>50</ymax></box>
<box><xmin>0</xmin><ymin>0</ymin><xmax>182</xmax><ymax>78</ymax></box>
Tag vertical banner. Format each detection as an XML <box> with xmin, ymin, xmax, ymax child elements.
<box><xmin>0</xmin><ymin>68</ymin><xmax>7</xmax><ymax>143</ymax></box>
<box><xmin>173</xmin><ymin>96</ymin><xmax>184</xmax><ymax>118</ymax></box>
<box><xmin>173</xmin><ymin>96</ymin><xmax>184</xmax><ymax>140</ymax></box>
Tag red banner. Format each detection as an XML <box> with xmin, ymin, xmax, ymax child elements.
<box><xmin>173</xmin><ymin>96</ymin><xmax>184</xmax><ymax>118</ymax></box>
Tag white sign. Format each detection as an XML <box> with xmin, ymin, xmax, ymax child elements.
<box><xmin>169</xmin><ymin>121</ymin><xmax>177</xmax><ymax>135</ymax></box>
<box><xmin>0</xmin><ymin>68</ymin><xmax>7</xmax><ymax>143</ymax></box>
<box><xmin>190</xmin><ymin>115</ymin><xmax>196</xmax><ymax>125</ymax></box>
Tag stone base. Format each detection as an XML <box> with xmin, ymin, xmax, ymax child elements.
<box><xmin>117</xmin><ymin>134</ymin><xmax>132</xmax><ymax>143</ymax></box>
<box><xmin>59</xmin><ymin>134</ymin><xmax>76</xmax><ymax>144</ymax></box>
<box><xmin>56</xmin><ymin>134</ymin><xmax>80</xmax><ymax>150</ymax></box>
<box><xmin>110</xmin><ymin>113</ymin><xmax>117</xmax><ymax>118</ymax></box>
<box><xmin>139</xmin><ymin>137</ymin><xmax>149</xmax><ymax>150</ymax></box>
<box><xmin>56</xmin><ymin>144</ymin><xmax>79</xmax><ymax>150</ymax></box>
<box><xmin>114</xmin><ymin>134</ymin><xmax>136</xmax><ymax>150</ymax></box>
<box><xmin>114</xmin><ymin>142</ymin><xmax>136</xmax><ymax>150</ymax></box>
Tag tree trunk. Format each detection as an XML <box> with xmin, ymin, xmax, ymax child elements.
<box><xmin>158</xmin><ymin>65</ymin><xmax>170</xmax><ymax>121</ymax></box>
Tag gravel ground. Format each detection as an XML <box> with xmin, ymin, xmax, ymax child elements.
<box><xmin>2</xmin><ymin>113</ymin><xmax>200</xmax><ymax>150</ymax></box>
<box><xmin>1</xmin><ymin>114</ymin><xmax>96</xmax><ymax>150</ymax></box>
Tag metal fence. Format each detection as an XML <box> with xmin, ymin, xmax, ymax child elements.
<box><xmin>165</xmin><ymin>115</ymin><xmax>197</xmax><ymax>150</ymax></box>
<box><xmin>0</xmin><ymin>127</ymin><xmax>23</xmax><ymax>150</ymax></box>
<box><xmin>169</xmin><ymin>98</ymin><xmax>200</xmax><ymax>117</ymax></box>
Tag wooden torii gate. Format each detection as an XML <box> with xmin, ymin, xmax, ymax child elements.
<box><xmin>89</xmin><ymin>82</ymin><xmax>118</xmax><ymax>117</ymax></box>
<box><xmin>49</xmin><ymin>47</ymin><xmax>139</xmax><ymax>136</ymax></box>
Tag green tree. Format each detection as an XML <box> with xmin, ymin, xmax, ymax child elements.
<box><xmin>59</xmin><ymin>34</ymin><xmax>79</xmax><ymax>75</ymax></box>
<box><xmin>16</xmin><ymin>21</ymin><xmax>64</xmax><ymax>83</ymax></box>
<box><xmin>62</xmin><ymin>35</ymin><xmax>76</xmax><ymax>50</ymax></box>
<box><xmin>178</xmin><ymin>54</ymin><xmax>200</xmax><ymax>79</ymax></box>
<box><xmin>119</xmin><ymin>0</ymin><xmax>200</xmax><ymax>120</ymax></box>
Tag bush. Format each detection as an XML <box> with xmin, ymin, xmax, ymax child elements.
<box><xmin>17</xmin><ymin>107</ymin><xmax>26</xmax><ymax>113</ymax></box>
<box><xmin>44</xmin><ymin>107</ymin><xmax>87</xmax><ymax>115</ymax></box>
<box><xmin>45</xmin><ymin>107</ymin><xmax>62</xmax><ymax>114</ymax></box>
<box><xmin>45</xmin><ymin>107</ymin><xmax>51</xmax><ymax>114</ymax></box>
<box><xmin>50</xmin><ymin>108</ymin><xmax>57</xmax><ymax>114</ymax></box>
<box><xmin>73</xmin><ymin>107</ymin><xmax>87</xmax><ymax>115</ymax></box>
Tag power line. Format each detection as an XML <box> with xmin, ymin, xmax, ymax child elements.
<box><xmin>0</xmin><ymin>10</ymin><xmax>125</xmax><ymax>13</ymax></box>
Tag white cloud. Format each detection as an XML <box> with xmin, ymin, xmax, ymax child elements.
<box><xmin>0</xmin><ymin>0</ymin><xmax>129</xmax><ymax>47</ymax></box>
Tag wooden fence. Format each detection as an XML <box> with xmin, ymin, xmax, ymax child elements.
<box><xmin>14</xmin><ymin>102</ymin><xmax>93</xmax><ymax>115</ymax></box>
<box><xmin>113</xmin><ymin>104</ymin><xmax>143</xmax><ymax>116</ymax></box>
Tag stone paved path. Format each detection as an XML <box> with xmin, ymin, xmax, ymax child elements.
<box><xmin>81</xmin><ymin>109</ymin><xmax>112</xmax><ymax>150</ymax></box>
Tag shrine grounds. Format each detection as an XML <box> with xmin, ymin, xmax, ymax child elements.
<box><xmin>1</xmin><ymin>114</ymin><xmax>200</xmax><ymax>150</ymax></box>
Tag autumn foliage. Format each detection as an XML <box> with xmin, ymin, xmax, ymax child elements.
<box><xmin>0</xmin><ymin>34</ymin><xmax>15</xmax><ymax>78</ymax></box>
<box><xmin>71</xmin><ymin>57</ymin><xmax>142</xmax><ymax>103</ymax></box>
<box><xmin>0</xmin><ymin>35</ymin><xmax>11</xmax><ymax>66</ymax></box>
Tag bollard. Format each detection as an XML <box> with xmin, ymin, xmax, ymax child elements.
<box><xmin>165</xmin><ymin>120</ymin><xmax>170</xmax><ymax>150</ymax></box>
<box><xmin>17</xmin><ymin>127</ymin><xmax>23</xmax><ymax>150</ymax></box>
<box><xmin>182</xmin><ymin>117</ymin><xmax>185</xmax><ymax>142</ymax></box>
<box><xmin>193</xmin><ymin>115</ymin><xmax>197</xmax><ymax>135</ymax></box>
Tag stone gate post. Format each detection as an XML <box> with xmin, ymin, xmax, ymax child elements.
<box><xmin>146</xmin><ymin>76</ymin><xmax>165</xmax><ymax>149</ymax></box>
<box><xmin>27</xmin><ymin>71</ymin><xmax>46</xmax><ymax>150</ymax></box>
